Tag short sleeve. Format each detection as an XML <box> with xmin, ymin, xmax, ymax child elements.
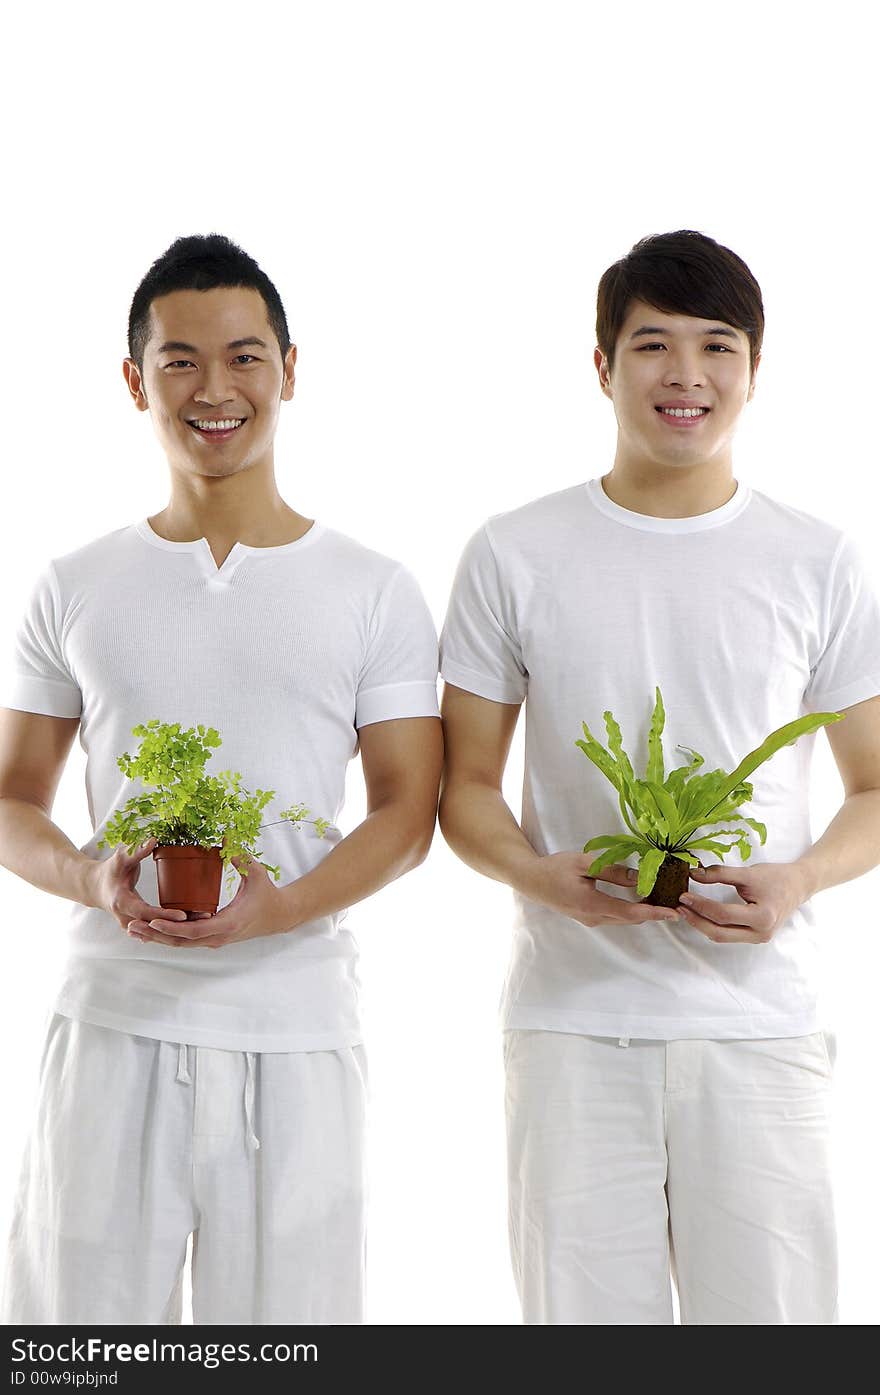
<box><xmin>803</xmin><ymin>533</ymin><xmax>880</xmax><ymax>712</ymax></box>
<box><xmin>355</xmin><ymin>566</ymin><xmax>440</xmax><ymax>728</ymax></box>
<box><xmin>0</xmin><ymin>563</ymin><xmax>82</xmax><ymax>718</ymax></box>
<box><xmin>439</xmin><ymin>524</ymin><xmax>527</xmax><ymax>704</ymax></box>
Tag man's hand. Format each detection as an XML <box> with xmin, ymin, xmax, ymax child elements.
<box><xmin>677</xmin><ymin>860</ymin><xmax>812</xmax><ymax>943</ymax></box>
<box><xmin>126</xmin><ymin>854</ymin><xmax>293</xmax><ymax>949</ymax></box>
<box><xmin>93</xmin><ymin>837</ymin><xmax>189</xmax><ymax>934</ymax></box>
<box><xmin>526</xmin><ymin>851</ymin><xmax>682</xmax><ymax>927</ymax></box>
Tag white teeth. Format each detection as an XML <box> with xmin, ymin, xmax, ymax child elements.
<box><xmin>660</xmin><ymin>407</ymin><xmax>708</xmax><ymax>418</ymax></box>
<box><xmin>191</xmin><ymin>418</ymin><xmax>244</xmax><ymax>431</ymax></box>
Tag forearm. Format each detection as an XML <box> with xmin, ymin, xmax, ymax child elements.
<box><xmin>0</xmin><ymin>797</ymin><xmax>100</xmax><ymax>908</ymax></box>
<box><xmin>797</xmin><ymin>788</ymin><xmax>880</xmax><ymax>897</ymax></box>
<box><xmin>439</xmin><ymin>778</ymin><xmax>541</xmax><ymax>896</ymax></box>
<box><xmin>280</xmin><ymin>801</ymin><xmax>435</xmax><ymax>929</ymax></box>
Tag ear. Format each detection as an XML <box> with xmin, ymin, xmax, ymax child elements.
<box><xmin>281</xmin><ymin>343</ymin><xmax>297</xmax><ymax>401</ymax></box>
<box><xmin>122</xmin><ymin>357</ymin><xmax>149</xmax><ymax>412</ymax></box>
<box><xmin>594</xmin><ymin>345</ymin><xmax>613</xmax><ymax>399</ymax></box>
<box><xmin>746</xmin><ymin>350</ymin><xmax>761</xmax><ymax>403</ymax></box>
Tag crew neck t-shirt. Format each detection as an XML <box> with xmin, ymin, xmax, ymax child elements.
<box><xmin>440</xmin><ymin>477</ymin><xmax>880</xmax><ymax>1040</ymax></box>
<box><xmin>2</xmin><ymin>518</ymin><xmax>440</xmax><ymax>1051</ymax></box>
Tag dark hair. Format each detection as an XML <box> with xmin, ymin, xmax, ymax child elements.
<box><xmin>127</xmin><ymin>233</ymin><xmax>293</xmax><ymax>371</ymax></box>
<box><xmin>596</xmin><ymin>230</ymin><xmax>764</xmax><ymax>373</ymax></box>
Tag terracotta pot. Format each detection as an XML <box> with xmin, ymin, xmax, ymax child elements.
<box><xmin>153</xmin><ymin>845</ymin><xmax>222</xmax><ymax>917</ymax></box>
<box><xmin>643</xmin><ymin>853</ymin><xmax>691</xmax><ymax>908</ymax></box>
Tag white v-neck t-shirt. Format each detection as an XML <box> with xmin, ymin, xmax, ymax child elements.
<box><xmin>440</xmin><ymin>477</ymin><xmax>880</xmax><ymax>1040</ymax></box>
<box><xmin>2</xmin><ymin>518</ymin><xmax>440</xmax><ymax>1051</ymax></box>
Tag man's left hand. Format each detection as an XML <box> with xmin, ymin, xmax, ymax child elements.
<box><xmin>676</xmin><ymin>860</ymin><xmax>812</xmax><ymax>944</ymax></box>
<box><xmin>126</xmin><ymin>856</ymin><xmax>294</xmax><ymax>949</ymax></box>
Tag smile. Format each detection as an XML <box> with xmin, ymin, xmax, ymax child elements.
<box><xmin>187</xmin><ymin>418</ymin><xmax>246</xmax><ymax>441</ymax></box>
<box><xmin>655</xmin><ymin>406</ymin><xmax>710</xmax><ymax>427</ymax></box>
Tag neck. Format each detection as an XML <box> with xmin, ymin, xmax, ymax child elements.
<box><xmin>149</xmin><ymin>463</ymin><xmax>312</xmax><ymax>549</ymax></box>
<box><xmin>602</xmin><ymin>457</ymin><xmax>736</xmax><ymax>518</ymax></box>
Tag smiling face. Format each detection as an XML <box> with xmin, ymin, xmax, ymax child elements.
<box><xmin>594</xmin><ymin>299</ymin><xmax>759</xmax><ymax>474</ymax></box>
<box><xmin>122</xmin><ymin>286</ymin><xmax>296</xmax><ymax>480</ymax></box>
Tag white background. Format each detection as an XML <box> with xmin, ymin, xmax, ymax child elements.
<box><xmin>1</xmin><ymin>0</ymin><xmax>878</xmax><ymax>1325</ymax></box>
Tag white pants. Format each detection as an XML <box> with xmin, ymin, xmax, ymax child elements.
<box><xmin>1</xmin><ymin>1014</ymin><xmax>368</xmax><ymax>1325</ymax></box>
<box><xmin>504</xmin><ymin>1029</ymin><xmax>838</xmax><ymax>1325</ymax></box>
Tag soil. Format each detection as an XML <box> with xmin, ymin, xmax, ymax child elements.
<box><xmin>643</xmin><ymin>853</ymin><xmax>691</xmax><ymax>907</ymax></box>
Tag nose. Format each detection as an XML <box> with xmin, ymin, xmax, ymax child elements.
<box><xmin>193</xmin><ymin>363</ymin><xmax>237</xmax><ymax>406</ymax></box>
<box><xmin>663</xmin><ymin>351</ymin><xmax>706</xmax><ymax>389</ymax></box>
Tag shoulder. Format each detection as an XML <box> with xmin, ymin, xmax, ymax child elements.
<box><xmin>452</xmin><ymin>486</ymin><xmax>590</xmax><ymax>576</ymax></box>
<box><xmin>315</xmin><ymin>525</ymin><xmax>415</xmax><ymax>587</ymax></box>
<box><xmin>314</xmin><ymin>527</ymin><xmax>430</xmax><ymax>622</ymax></box>
<box><xmin>31</xmin><ymin>524</ymin><xmax>139</xmax><ymax>599</ymax></box>
<box><xmin>744</xmin><ymin>487</ymin><xmax>848</xmax><ymax>564</ymax></box>
<box><xmin>481</xmin><ymin>484</ymin><xmax>589</xmax><ymax>548</ymax></box>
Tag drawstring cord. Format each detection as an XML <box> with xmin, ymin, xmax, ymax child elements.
<box><xmin>244</xmin><ymin>1052</ymin><xmax>261</xmax><ymax>1150</ymax></box>
<box><xmin>176</xmin><ymin>1042</ymin><xmax>192</xmax><ymax>1083</ymax></box>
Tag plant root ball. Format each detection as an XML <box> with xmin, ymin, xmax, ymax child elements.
<box><xmin>643</xmin><ymin>854</ymin><xmax>691</xmax><ymax>907</ymax></box>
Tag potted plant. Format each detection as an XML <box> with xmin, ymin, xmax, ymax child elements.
<box><xmin>98</xmin><ymin>720</ymin><xmax>329</xmax><ymax>917</ymax></box>
<box><xmin>576</xmin><ymin>688</ymin><xmax>844</xmax><ymax>907</ymax></box>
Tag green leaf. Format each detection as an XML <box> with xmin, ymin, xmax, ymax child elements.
<box><xmin>644</xmin><ymin>779</ymin><xmax>680</xmax><ymax>842</ymax></box>
<box><xmin>740</xmin><ymin>816</ymin><xmax>767</xmax><ymax>844</ymax></box>
<box><xmin>575</xmin><ymin>727</ymin><xmax>622</xmax><ymax>794</ymax></box>
<box><xmin>682</xmin><ymin>813</ymin><xmax>767</xmax><ymax>847</ymax></box>
<box><xmin>583</xmin><ymin>832</ymin><xmax>647</xmax><ymax>854</ymax></box>
<box><xmin>636</xmin><ymin>846</ymin><xmax>667</xmax><ymax>897</ymax></box>
<box><xmin>676</xmin><ymin>769</ymin><xmax>730</xmax><ymax>825</ymax></box>
<box><xmin>691</xmin><ymin>788</ymin><xmax>753</xmax><ymax>824</ymax></box>
<box><xmin>585</xmin><ymin>843</ymin><xmax>646</xmax><ymax>878</ymax></box>
<box><xmin>690</xmin><ymin>712</ymin><xmax>845</xmax><ymax>825</ymax></box>
<box><xmin>679</xmin><ymin>834</ymin><xmax>742</xmax><ymax>858</ymax></box>
<box><xmin>664</xmin><ymin>744</ymin><xmax>705</xmax><ymax>801</ymax></box>
<box><xmin>630</xmin><ymin>779</ymin><xmax>669</xmax><ymax>841</ymax></box>
<box><xmin>603</xmin><ymin>709</ymin><xmax>636</xmax><ymax>788</ymax></box>
<box><xmin>646</xmin><ymin>687</ymin><xmax>666</xmax><ymax>785</ymax></box>
<box><xmin>617</xmin><ymin>787</ymin><xmax>643</xmax><ymax>838</ymax></box>
<box><xmin>579</xmin><ymin>707</ymin><xmax>664</xmax><ymax>845</ymax></box>
<box><xmin>668</xmin><ymin>848</ymin><xmax>702</xmax><ymax>868</ymax></box>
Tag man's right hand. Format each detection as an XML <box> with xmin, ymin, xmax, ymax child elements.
<box><xmin>91</xmin><ymin>837</ymin><xmax>188</xmax><ymax>933</ymax></box>
<box><xmin>524</xmin><ymin>851</ymin><xmax>681</xmax><ymax>927</ymax></box>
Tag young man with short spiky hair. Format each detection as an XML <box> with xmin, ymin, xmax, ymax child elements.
<box><xmin>0</xmin><ymin>234</ymin><xmax>442</xmax><ymax>1324</ymax></box>
<box><xmin>439</xmin><ymin>230</ymin><xmax>880</xmax><ymax>1324</ymax></box>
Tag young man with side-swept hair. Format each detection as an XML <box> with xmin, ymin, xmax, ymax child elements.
<box><xmin>439</xmin><ymin>229</ymin><xmax>880</xmax><ymax>1324</ymax></box>
<box><xmin>0</xmin><ymin>233</ymin><xmax>442</xmax><ymax>1324</ymax></box>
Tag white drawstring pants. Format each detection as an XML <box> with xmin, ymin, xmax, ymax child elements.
<box><xmin>504</xmin><ymin>1029</ymin><xmax>838</xmax><ymax>1325</ymax></box>
<box><xmin>1</xmin><ymin>1013</ymin><xmax>368</xmax><ymax>1325</ymax></box>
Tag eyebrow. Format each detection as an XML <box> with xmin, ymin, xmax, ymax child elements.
<box><xmin>629</xmin><ymin>325</ymin><xmax>739</xmax><ymax>341</ymax></box>
<box><xmin>156</xmin><ymin>336</ymin><xmax>270</xmax><ymax>353</ymax></box>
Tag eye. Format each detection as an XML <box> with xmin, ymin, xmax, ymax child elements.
<box><xmin>706</xmin><ymin>343</ymin><xmax>733</xmax><ymax>352</ymax></box>
<box><xmin>234</xmin><ymin>354</ymin><xmax>259</xmax><ymax>364</ymax></box>
<box><xmin>164</xmin><ymin>360</ymin><xmax>195</xmax><ymax>369</ymax></box>
<box><xmin>636</xmin><ymin>343</ymin><xmax>666</xmax><ymax>351</ymax></box>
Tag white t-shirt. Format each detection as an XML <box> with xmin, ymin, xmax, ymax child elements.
<box><xmin>2</xmin><ymin>518</ymin><xmax>439</xmax><ymax>1051</ymax></box>
<box><xmin>440</xmin><ymin>477</ymin><xmax>880</xmax><ymax>1040</ymax></box>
